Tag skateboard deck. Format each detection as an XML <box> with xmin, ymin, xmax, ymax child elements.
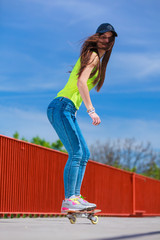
<box><xmin>65</xmin><ymin>209</ymin><xmax>101</xmax><ymax>224</ymax></box>
<box><xmin>66</xmin><ymin>209</ymin><xmax>101</xmax><ymax>214</ymax></box>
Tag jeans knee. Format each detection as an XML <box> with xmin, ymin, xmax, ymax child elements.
<box><xmin>82</xmin><ymin>147</ymin><xmax>90</xmax><ymax>164</ymax></box>
<box><xmin>70</xmin><ymin>147</ymin><xmax>83</xmax><ymax>162</ymax></box>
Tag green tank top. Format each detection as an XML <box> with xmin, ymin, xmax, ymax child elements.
<box><xmin>55</xmin><ymin>56</ymin><xmax>99</xmax><ymax>110</ymax></box>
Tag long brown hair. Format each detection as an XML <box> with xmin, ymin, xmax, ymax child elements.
<box><xmin>77</xmin><ymin>33</ymin><xmax>115</xmax><ymax>92</ymax></box>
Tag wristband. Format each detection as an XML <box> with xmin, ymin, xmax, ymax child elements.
<box><xmin>87</xmin><ymin>107</ymin><xmax>95</xmax><ymax>113</ymax></box>
<box><xmin>88</xmin><ymin>108</ymin><xmax>95</xmax><ymax>115</ymax></box>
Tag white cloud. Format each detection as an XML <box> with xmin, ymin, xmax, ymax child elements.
<box><xmin>103</xmin><ymin>87</ymin><xmax>160</xmax><ymax>94</ymax></box>
<box><xmin>29</xmin><ymin>0</ymin><xmax>107</xmax><ymax>21</ymax></box>
<box><xmin>110</xmin><ymin>51</ymin><xmax>160</xmax><ymax>84</ymax></box>
<box><xmin>0</xmin><ymin>49</ymin><xmax>67</xmax><ymax>92</ymax></box>
<box><xmin>1</xmin><ymin>104</ymin><xmax>160</xmax><ymax>149</ymax></box>
<box><xmin>2</xmin><ymin>0</ymin><xmax>119</xmax><ymax>31</ymax></box>
<box><xmin>1</xmin><ymin>0</ymin><xmax>160</xmax><ymax>93</ymax></box>
<box><xmin>0</xmin><ymin>104</ymin><xmax>57</xmax><ymax>142</ymax></box>
<box><xmin>77</xmin><ymin>115</ymin><xmax>160</xmax><ymax>149</ymax></box>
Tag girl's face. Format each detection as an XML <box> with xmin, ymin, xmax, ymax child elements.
<box><xmin>97</xmin><ymin>31</ymin><xmax>114</xmax><ymax>50</ymax></box>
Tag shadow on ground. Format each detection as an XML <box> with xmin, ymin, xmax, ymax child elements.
<box><xmin>97</xmin><ymin>231</ymin><xmax>160</xmax><ymax>240</ymax></box>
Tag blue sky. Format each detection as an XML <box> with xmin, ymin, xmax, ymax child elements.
<box><xmin>0</xmin><ymin>0</ymin><xmax>160</xmax><ymax>150</ymax></box>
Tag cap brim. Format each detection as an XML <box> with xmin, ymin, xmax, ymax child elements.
<box><xmin>97</xmin><ymin>30</ymin><xmax>118</xmax><ymax>37</ymax></box>
<box><xmin>112</xmin><ymin>31</ymin><xmax>118</xmax><ymax>37</ymax></box>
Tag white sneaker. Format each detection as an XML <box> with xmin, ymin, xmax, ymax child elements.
<box><xmin>76</xmin><ymin>195</ymin><xmax>96</xmax><ymax>211</ymax></box>
<box><xmin>61</xmin><ymin>197</ymin><xmax>87</xmax><ymax>213</ymax></box>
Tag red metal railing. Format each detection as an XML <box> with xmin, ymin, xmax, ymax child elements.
<box><xmin>0</xmin><ymin>134</ymin><xmax>160</xmax><ymax>217</ymax></box>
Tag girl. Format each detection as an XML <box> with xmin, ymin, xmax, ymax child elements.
<box><xmin>47</xmin><ymin>23</ymin><xmax>118</xmax><ymax>212</ymax></box>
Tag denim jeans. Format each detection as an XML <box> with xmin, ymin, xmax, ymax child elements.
<box><xmin>47</xmin><ymin>97</ymin><xmax>90</xmax><ymax>199</ymax></box>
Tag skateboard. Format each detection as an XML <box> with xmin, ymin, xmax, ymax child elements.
<box><xmin>65</xmin><ymin>209</ymin><xmax>101</xmax><ymax>224</ymax></box>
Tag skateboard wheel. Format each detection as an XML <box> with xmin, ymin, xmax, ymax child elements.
<box><xmin>69</xmin><ymin>215</ymin><xmax>77</xmax><ymax>224</ymax></box>
<box><xmin>91</xmin><ymin>215</ymin><xmax>98</xmax><ymax>224</ymax></box>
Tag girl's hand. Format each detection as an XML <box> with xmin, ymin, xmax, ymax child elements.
<box><xmin>89</xmin><ymin>112</ymin><xmax>101</xmax><ymax>126</ymax></box>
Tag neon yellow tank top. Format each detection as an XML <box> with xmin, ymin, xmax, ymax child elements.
<box><xmin>55</xmin><ymin>56</ymin><xmax>99</xmax><ymax>110</ymax></box>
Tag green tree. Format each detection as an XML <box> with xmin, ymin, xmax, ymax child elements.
<box><xmin>31</xmin><ymin>136</ymin><xmax>52</xmax><ymax>148</ymax></box>
<box><xmin>13</xmin><ymin>131</ymin><xmax>19</xmax><ymax>139</ymax></box>
<box><xmin>51</xmin><ymin>139</ymin><xmax>64</xmax><ymax>151</ymax></box>
<box><xmin>142</xmin><ymin>162</ymin><xmax>160</xmax><ymax>180</ymax></box>
<box><xmin>13</xmin><ymin>132</ymin><xmax>67</xmax><ymax>153</ymax></box>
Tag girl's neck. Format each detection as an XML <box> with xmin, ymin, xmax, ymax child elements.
<box><xmin>98</xmin><ymin>49</ymin><xmax>106</xmax><ymax>59</ymax></box>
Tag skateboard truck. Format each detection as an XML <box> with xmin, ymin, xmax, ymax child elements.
<box><xmin>66</xmin><ymin>209</ymin><xmax>101</xmax><ymax>224</ymax></box>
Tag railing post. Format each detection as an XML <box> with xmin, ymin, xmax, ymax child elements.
<box><xmin>132</xmin><ymin>173</ymin><xmax>136</xmax><ymax>215</ymax></box>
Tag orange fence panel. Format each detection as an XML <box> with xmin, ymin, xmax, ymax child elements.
<box><xmin>82</xmin><ymin>161</ymin><xmax>133</xmax><ymax>216</ymax></box>
<box><xmin>0</xmin><ymin>135</ymin><xmax>67</xmax><ymax>213</ymax></box>
<box><xmin>0</xmin><ymin>134</ymin><xmax>160</xmax><ymax>216</ymax></box>
<box><xmin>135</xmin><ymin>174</ymin><xmax>160</xmax><ymax>216</ymax></box>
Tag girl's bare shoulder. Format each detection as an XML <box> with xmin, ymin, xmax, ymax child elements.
<box><xmin>89</xmin><ymin>51</ymin><xmax>99</xmax><ymax>67</ymax></box>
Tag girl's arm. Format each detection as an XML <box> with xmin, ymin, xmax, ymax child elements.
<box><xmin>77</xmin><ymin>52</ymin><xmax>98</xmax><ymax>110</ymax></box>
<box><xmin>77</xmin><ymin>52</ymin><xmax>101</xmax><ymax>126</ymax></box>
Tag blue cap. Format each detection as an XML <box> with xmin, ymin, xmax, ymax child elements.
<box><xmin>96</xmin><ymin>23</ymin><xmax>118</xmax><ymax>37</ymax></box>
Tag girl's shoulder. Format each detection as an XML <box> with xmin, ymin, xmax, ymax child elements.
<box><xmin>90</xmin><ymin>48</ymin><xmax>99</xmax><ymax>58</ymax></box>
<box><xmin>89</xmin><ymin>49</ymin><xmax>100</xmax><ymax>67</ymax></box>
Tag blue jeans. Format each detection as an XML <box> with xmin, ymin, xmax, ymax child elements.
<box><xmin>47</xmin><ymin>97</ymin><xmax>90</xmax><ymax>199</ymax></box>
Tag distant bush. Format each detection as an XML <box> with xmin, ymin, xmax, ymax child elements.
<box><xmin>90</xmin><ymin>138</ymin><xmax>160</xmax><ymax>180</ymax></box>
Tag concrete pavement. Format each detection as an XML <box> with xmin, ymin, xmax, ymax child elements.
<box><xmin>0</xmin><ymin>216</ymin><xmax>160</xmax><ymax>240</ymax></box>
